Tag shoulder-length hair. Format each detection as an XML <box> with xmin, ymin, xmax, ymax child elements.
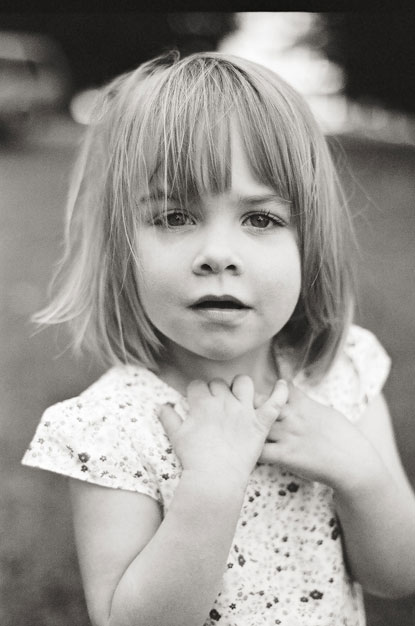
<box><xmin>35</xmin><ymin>51</ymin><xmax>355</xmax><ymax>383</ymax></box>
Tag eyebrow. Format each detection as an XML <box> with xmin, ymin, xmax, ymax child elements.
<box><xmin>236</xmin><ymin>194</ymin><xmax>291</xmax><ymax>207</ymax></box>
<box><xmin>139</xmin><ymin>190</ymin><xmax>178</xmax><ymax>203</ymax></box>
<box><xmin>140</xmin><ymin>191</ymin><xmax>290</xmax><ymax>204</ymax></box>
<box><xmin>236</xmin><ymin>194</ymin><xmax>292</xmax><ymax>219</ymax></box>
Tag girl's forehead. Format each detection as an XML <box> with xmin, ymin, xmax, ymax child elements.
<box><xmin>142</xmin><ymin>174</ymin><xmax>281</xmax><ymax>203</ymax></box>
<box><xmin>145</xmin><ymin>132</ymin><xmax>274</xmax><ymax>193</ymax></box>
<box><xmin>229</xmin><ymin>128</ymin><xmax>275</xmax><ymax>194</ymax></box>
<box><xmin>133</xmin><ymin>106</ymin><xmax>292</xmax><ymax>206</ymax></box>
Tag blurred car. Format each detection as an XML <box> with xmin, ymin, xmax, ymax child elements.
<box><xmin>0</xmin><ymin>31</ymin><xmax>71</xmax><ymax>140</ymax></box>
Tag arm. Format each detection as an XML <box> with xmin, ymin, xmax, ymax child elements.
<box><xmin>70</xmin><ymin>470</ymin><xmax>246</xmax><ymax>626</ymax></box>
<box><xmin>333</xmin><ymin>393</ymin><xmax>415</xmax><ymax>598</ymax></box>
<box><xmin>70</xmin><ymin>377</ymin><xmax>288</xmax><ymax>626</ymax></box>
<box><xmin>260</xmin><ymin>387</ymin><xmax>415</xmax><ymax>598</ymax></box>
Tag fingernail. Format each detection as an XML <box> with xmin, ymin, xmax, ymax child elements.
<box><xmin>276</xmin><ymin>380</ymin><xmax>289</xmax><ymax>404</ymax></box>
<box><xmin>156</xmin><ymin>402</ymin><xmax>174</xmax><ymax>413</ymax></box>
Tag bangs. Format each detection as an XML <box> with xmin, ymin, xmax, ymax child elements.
<box><xmin>129</xmin><ymin>65</ymin><xmax>234</xmax><ymax>218</ymax></box>
<box><xmin>117</xmin><ymin>57</ymin><xmax>294</xmax><ymax>223</ymax></box>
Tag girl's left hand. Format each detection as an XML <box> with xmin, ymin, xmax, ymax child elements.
<box><xmin>258</xmin><ymin>384</ymin><xmax>382</xmax><ymax>492</ymax></box>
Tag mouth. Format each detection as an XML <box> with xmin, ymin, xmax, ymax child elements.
<box><xmin>190</xmin><ymin>295</ymin><xmax>251</xmax><ymax>310</ymax></box>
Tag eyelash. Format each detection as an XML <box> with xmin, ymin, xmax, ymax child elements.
<box><xmin>244</xmin><ymin>210</ymin><xmax>286</xmax><ymax>229</ymax></box>
<box><xmin>152</xmin><ymin>211</ymin><xmax>193</xmax><ymax>228</ymax></box>
<box><xmin>152</xmin><ymin>209</ymin><xmax>286</xmax><ymax>229</ymax></box>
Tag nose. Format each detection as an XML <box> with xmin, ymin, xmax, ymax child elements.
<box><xmin>191</xmin><ymin>235</ymin><xmax>244</xmax><ymax>276</ymax></box>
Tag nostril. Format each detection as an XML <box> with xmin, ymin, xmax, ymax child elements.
<box><xmin>193</xmin><ymin>256</ymin><xmax>243</xmax><ymax>276</ymax></box>
<box><xmin>200</xmin><ymin>263</ymin><xmax>237</xmax><ymax>273</ymax></box>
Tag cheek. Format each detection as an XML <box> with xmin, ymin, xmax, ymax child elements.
<box><xmin>137</xmin><ymin>235</ymin><xmax>168</xmax><ymax>285</ymax></box>
<box><xmin>135</xmin><ymin>242</ymin><xmax>161</xmax><ymax>309</ymax></box>
<box><xmin>266</xmin><ymin>275</ymin><xmax>301</xmax><ymax>321</ymax></box>
<box><xmin>136</xmin><ymin>239</ymin><xmax>182</xmax><ymax>316</ymax></box>
<box><xmin>138</xmin><ymin>266</ymin><xmax>174</xmax><ymax>312</ymax></box>
<box><xmin>261</xmin><ymin>241</ymin><xmax>302</xmax><ymax>305</ymax></box>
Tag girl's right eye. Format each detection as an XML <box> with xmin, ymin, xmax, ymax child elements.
<box><xmin>154</xmin><ymin>211</ymin><xmax>194</xmax><ymax>227</ymax></box>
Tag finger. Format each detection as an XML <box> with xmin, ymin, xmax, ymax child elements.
<box><xmin>262</xmin><ymin>379</ymin><xmax>289</xmax><ymax>412</ymax></box>
<box><xmin>254</xmin><ymin>392</ymin><xmax>267</xmax><ymax>409</ymax></box>
<box><xmin>267</xmin><ymin>420</ymin><xmax>283</xmax><ymax>442</ymax></box>
<box><xmin>208</xmin><ymin>378</ymin><xmax>229</xmax><ymax>397</ymax></box>
<box><xmin>286</xmin><ymin>382</ymin><xmax>306</xmax><ymax>406</ymax></box>
<box><xmin>158</xmin><ymin>403</ymin><xmax>183</xmax><ymax>440</ymax></box>
<box><xmin>231</xmin><ymin>375</ymin><xmax>254</xmax><ymax>404</ymax></box>
<box><xmin>187</xmin><ymin>379</ymin><xmax>210</xmax><ymax>403</ymax></box>
<box><xmin>258</xmin><ymin>442</ymin><xmax>280</xmax><ymax>464</ymax></box>
<box><xmin>256</xmin><ymin>380</ymin><xmax>289</xmax><ymax>430</ymax></box>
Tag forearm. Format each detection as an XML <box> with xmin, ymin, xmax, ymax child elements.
<box><xmin>108</xmin><ymin>470</ymin><xmax>247</xmax><ymax>626</ymax></box>
<box><xmin>334</xmin><ymin>463</ymin><xmax>415</xmax><ymax>598</ymax></box>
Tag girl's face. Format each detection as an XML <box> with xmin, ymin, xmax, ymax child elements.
<box><xmin>136</xmin><ymin>129</ymin><xmax>301</xmax><ymax>368</ymax></box>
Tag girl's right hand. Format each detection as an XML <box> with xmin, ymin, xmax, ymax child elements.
<box><xmin>159</xmin><ymin>376</ymin><xmax>288</xmax><ymax>488</ymax></box>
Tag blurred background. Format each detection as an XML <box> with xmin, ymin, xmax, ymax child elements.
<box><xmin>1</xmin><ymin>12</ymin><xmax>414</xmax><ymax>626</ymax></box>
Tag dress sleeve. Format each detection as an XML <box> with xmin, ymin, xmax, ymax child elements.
<box><xmin>343</xmin><ymin>325</ymin><xmax>391</xmax><ymax>420</ymax></box>
<box><xmin>21</xmin><ymin>397</ymin><xmax>161</xmax><ymax>502</ymax></box>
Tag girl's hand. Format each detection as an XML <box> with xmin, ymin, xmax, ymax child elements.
<box><xmin>259</xmin><ymin>384</ymin><xmax>382</xmax><ymax>492</ymax></box>
<box><xmin>159</xmin><ymin>376</ymin><xmax>288</xmax><ymax>488</ymax></box>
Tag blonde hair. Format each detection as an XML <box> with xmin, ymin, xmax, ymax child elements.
<box><xmin>35</xmin><ymin>50</ymin><xmax>355</xmax><ymax>383</ymax></box>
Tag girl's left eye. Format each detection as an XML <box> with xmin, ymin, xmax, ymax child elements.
<box><xmin>243</xmin><ymin>212</ymin><xmax>284</xmax><ymax>229</ymax></box>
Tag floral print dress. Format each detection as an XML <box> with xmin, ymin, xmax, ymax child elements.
<box><xmin>22</xmin><ymin>324</ymin><xmax>390</xmax><ymax>626</ymax></box>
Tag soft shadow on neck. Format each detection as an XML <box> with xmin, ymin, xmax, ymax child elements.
<box><xmin>155</xmin><ymin>340</ymin><xmax>294</xmax><ymax>398</ymax></box>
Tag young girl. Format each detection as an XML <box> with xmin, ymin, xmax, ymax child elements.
<box><xmin>22</xmin><ymin>51</ymin><xmax>415</xmax><ymax>626</ymax></box>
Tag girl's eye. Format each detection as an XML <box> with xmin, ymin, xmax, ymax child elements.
<box><xmin>167</xmin><ymin>211</ymin><xmax>193</xmax><ymax>227</ymax></box>
<box><xmin>154</xmin><ymin>211</ymin><xmax>194</xmax><ymax>227</ymax></box>
<box><xmin>244</xmin><ymin>211</ymin><xmax>285</xmax><ymax>229</ymax></box>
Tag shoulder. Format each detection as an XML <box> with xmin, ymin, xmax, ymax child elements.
<box><xmin>36</xmin><ymin>364</ymin><xmax>183</xmax><ymax>446</ymax></box>
<box><xmin>342</xmin><ymin>324</ymin><xmax>391</xmax><ymax>396</ymax></box>
<box><xmin>44</xmin><ymin>364</ymin><xmax>180</xmax><ymax>425</ymax></box>
<box><xmin>298</xmin><ymin>324</ymin><xmax>391</xmax><ymax>422</ymax></box>
<box><xmin>22</xmin><ymin>364</ymin><xmax>182</xmax><ymax>495</ymax></box>
<box><xmin>79</xmin><ymin>364</ymin><xmax>175</xmax><ymax>403</ymax></box>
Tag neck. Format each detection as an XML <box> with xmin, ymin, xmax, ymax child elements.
<box><xmin>157</xmin><ymin>340</ymin><xmax>280</xmax><ymax>397</ymax></box>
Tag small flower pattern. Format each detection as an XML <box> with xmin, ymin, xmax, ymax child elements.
<box><xmin>22</xmin><ymin>324</ymin><xmax>390</xmax><ymax>626</ymax></box>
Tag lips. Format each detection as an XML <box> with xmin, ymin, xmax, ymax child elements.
<box><xmin>190</xmin><ymin>295</ymin><xmax>250</xmax><ymax>310</ymax></box>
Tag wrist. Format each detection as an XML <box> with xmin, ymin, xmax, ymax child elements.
<box><xmin>181</xmin><ymin>468</ymin><xmax>249</xmax><ymax>500</ymax></box>
<box><xmin>331</xmin><ymin>450</ymin><xmax>388</xmax><ymax>502</ymax></box>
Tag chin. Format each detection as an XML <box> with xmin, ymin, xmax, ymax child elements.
<box><xmin>191</xmin><ymin>340</ymin><xmax>253</xmax><ymax>362</ymax></box>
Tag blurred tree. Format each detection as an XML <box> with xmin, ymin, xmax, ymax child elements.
<box><xmin>324</xmin><ymin>12</ymin><xmax>415</xmax><ymax>113</ymax></box>
<box><xmin>0</xmin><ymin>12</ymin><xmax>236</xmax><ymax>92</ymax></box>
<box><xmin>0</xmin><ymin>12</ymin><xmax>414</xmax><ymax>112</ymax></box>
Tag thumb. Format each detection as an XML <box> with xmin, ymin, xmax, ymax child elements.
<box><xmin>158</xmin><ymin>402</ymin><xmax>183</xmax><ymax>441</ymax></box>
<box><xmin>257</xmin><ymin>379</ymin><xmax>289</xmax><ymax>425</ymax></box>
